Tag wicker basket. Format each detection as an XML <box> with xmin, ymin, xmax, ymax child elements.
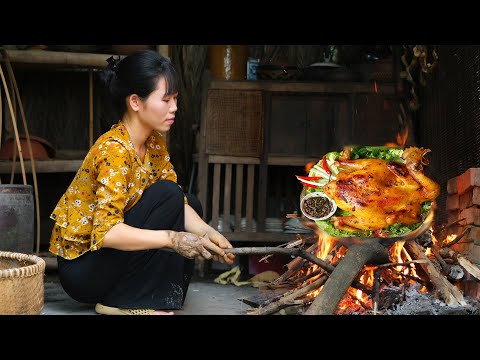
<box><xmin>0</xmin><ymin>251</ymin><xmax>45</xmax><ymax>315</ymax></box>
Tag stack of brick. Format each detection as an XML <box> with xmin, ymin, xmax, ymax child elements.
<box><xmin>446</xmin><ymin>168</ymin><xmax>480</xmax><ymax>299</ymax></box>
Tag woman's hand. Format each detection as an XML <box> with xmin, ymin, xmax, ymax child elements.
<box><xmin>170</xmin><ymin>232</ymin><xmax>214</xmax><ymax>260</ymax></box>
<box><xmin>203</xmin><ymin>228</ymin><xmax>235</xmax><ymax>265</ymax></box>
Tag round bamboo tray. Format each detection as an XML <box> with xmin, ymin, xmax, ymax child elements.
<box><xmin>0</xmin><ymin>251</ymin><xmax>45</xmax><ymax>315</ymax></box>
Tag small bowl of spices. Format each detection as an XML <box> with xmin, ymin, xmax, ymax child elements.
<box><xmin>300</xmin><ymin>192</ymin><xmax>337</xmax><ymax>221</ymax></box>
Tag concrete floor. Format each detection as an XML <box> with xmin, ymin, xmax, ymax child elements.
<box><xmin>41</xmin><ymin>270</ymin><xmax>260</xmax><ymax>315</ymax></box>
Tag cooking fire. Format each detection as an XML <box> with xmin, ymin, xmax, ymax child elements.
<box><xmin>225</xmin><ymin>144</ymin><xmax>480</xmax><ymax>315</ymax></box>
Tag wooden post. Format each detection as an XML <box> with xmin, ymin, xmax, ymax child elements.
<box><xmin>89</xmin><ymin>69</ymin><xmax>94</xmax><ymax>148</ymax></box>
<box><xmin>156</xmin><ymin>45</ymin><xmax>170</xmax><ymax>59</ymax></box>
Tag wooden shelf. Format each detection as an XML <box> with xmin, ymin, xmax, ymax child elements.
<box><xmin>208</xmin><ymin>80</ymin><xmax>396</xmax><ymax>95</ymax></box>
<box><xmin>0</xmin><ymin>48</ymin><xmax>120</xmax><ymax>69</ymax></box>
<box><xmin>0</xmin><ymin>159</ymin><xmax>82</xmax><ymax>174</ymax></box>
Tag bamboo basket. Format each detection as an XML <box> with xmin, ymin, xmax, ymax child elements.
<box><xmin>0</xmin><ymin>251</ymin><xmax>45</xmax><ymax>314</ymax></box>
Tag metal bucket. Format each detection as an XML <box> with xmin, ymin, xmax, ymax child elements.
<box><xmin>0</xmin><ymin>185</ymin><xmax>34</xmax><ymax>253</ymax></box>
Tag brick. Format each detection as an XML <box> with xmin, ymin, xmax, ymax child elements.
<box><xmin>467</xmin><ymin>226</ymin><xmax>480</xmax><ymax>245</ymax></box>
<box><xmin>452</xmin><ymin>241</ymin><xmax>472</xmax><ymax>254</ymax></box>
<box><xmin>459</xmin><ymin>207</ymin><xmax>480</xmax><ymax>226</ymax></box>
<box><xmin>457</xmin><ymin>168</ymin><xmax>480</xmax><ymax>195</ymax></box>
<box><xmin>470</xmin><ymin>245</ymin><xmax>480</xmax><ymax>264</ymax></box>
<box><xmin>460</xmin><ymin>187</ymin><xmax>480</xmax><ymax>209</ymax></box>
<box><xmin>447</xmin><ymin>210</ymin><xmax>459</xmax><ymax>225</ymax></box>
<box><xmin>459</xmin><ymin>190</ymin><xmax>473</xmax><ymax>210</ymax></box>
<box><xmin>473</xmin><ymin>187</ymin><xmax>480</xmax><ymax>205</ymax></box>
<box><xmin>461</xmin><ymin>280</ymin><xmax>480</xmax><ymax>300</ymax></box>
<box><xmin>447</xmin><ymin>176</ymin><xmax>458</xmax><ymax>194</ymax></box>
<box><xmin>446</xmin><ymin>194</ymin><xmax>459</xmax><ymax>210</ymax></box>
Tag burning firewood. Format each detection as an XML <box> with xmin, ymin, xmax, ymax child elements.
<box><xmin>439</xmin><ymin>247</ymin><xmax>480</xmax><ymax>281</ymax></box>
<box><xmin>247</xmin><ymin>275</ymin><xmax>327</xmax><ymax>315</ymax></box>
<box><xmin>404</xmin><ymin>241</ymin><xmax>467</xmax><ymax>306</ymax></box>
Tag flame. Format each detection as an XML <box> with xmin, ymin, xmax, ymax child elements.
<box><xmin>385</xmin><ymin>127</ymin><xmax>409</xmax><ymax>148</ymax></box>
<box><xmin>374</xmin><ymin>81</ymin><xmax>378</xmax><ymax>94</ymax></box>
<box><xmin>396</xmin><ymin>127</ymin><xmax>409</xmax><ymax>148</ymax></box>
<box><xmin>305</xmin><ymin>161</ymin><xmax>315</xmax><ymax>174</ymax></box>
<box><xmin>300</xmin><ymin>221</ymin><xmax>436</xmax><ymax>310</ymax></box>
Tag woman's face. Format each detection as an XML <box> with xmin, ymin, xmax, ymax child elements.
<box><xmin>138</xmin><ymin>77</ymin><xmax>178</xmax><ymax>132</ymax></box>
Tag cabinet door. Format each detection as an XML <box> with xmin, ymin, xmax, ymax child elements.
<box><xmin>269</xmin><ymin>95</ymin><xmax>306</xmax><ymax>156</ymax></box>
<box><xmin>353</xmin><ymin>94</ymin><xmax>400</xmax><ymax>146</ymax></box>
<box><xmin>305</xmin><ymin>96</ymin><xmax>345</xmax><ymax>157</ymax></box>
<box><xmin>269</xmin><ymin>95</ymin><xmax>348</xmax><ymax>158</ymax></box>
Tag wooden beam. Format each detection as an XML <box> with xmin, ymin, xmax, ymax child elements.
<box><xmin>0</xmin><ymin>48</ymin><xmax>120</xmax><ymax>68</ymax></box>
<box><xmin>207</xmin><ymin>80</ymin><xmax>396</xmax><ymax>95</ymax></box>
<box><xmin>0</xmin><ymin>159</ymin><xmax>82</xmax><ymax>174</ymax></box>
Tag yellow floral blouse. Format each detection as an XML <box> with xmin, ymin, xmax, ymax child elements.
<box><xmin>49</xmin><ymin>122</ymin><xmax>185</xmax><ymax>260</ymax></box>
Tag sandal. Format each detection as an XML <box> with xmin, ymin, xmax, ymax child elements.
<box><xmin>95</xmin><ymin>303</ymin><xmax>174</xmax><ymax>315</ymax></box>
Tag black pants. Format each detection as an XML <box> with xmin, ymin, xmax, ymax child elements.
<box><xmin>57</xmin><ymin>180</ymin><xmax>201</xmax><ymax>310</ymax></box>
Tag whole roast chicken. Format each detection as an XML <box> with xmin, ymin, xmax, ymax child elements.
<box><xmin>322</xmin><ymin>147</ymin><xmax>440</xmax><ymax>232</ymax></box>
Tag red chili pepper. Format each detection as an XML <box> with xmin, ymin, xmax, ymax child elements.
<box><xmin>322</xmin><ymin>156</ymin><xmax>331</xmax><ymax>174</ymax></box>
<box><xmin>296</xmin><ymin>175</ymin><xmax>322</xmax><ymax>181</ymax></box>
<box><xmin>300</xmin><ymin>181</ymin><xmax>319</xmax><ymax>188</ymax></box>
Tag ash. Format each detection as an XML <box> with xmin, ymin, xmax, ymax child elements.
<box><xmin>384</xmin><ymin>283</ymin><xmax>480</xmax><ymax>315</ymax></box>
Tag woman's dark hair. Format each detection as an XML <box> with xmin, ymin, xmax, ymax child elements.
<box><xmin>98</xmin><ymin>49</ymin><xmax>179</xmax><ymax>118</ymax></box>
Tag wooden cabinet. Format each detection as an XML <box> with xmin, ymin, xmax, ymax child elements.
<box><xmin>268</xmin><ymin>94</ymin><xmax>347</xmax><ymax>158</ymax></box>
<box><xmin>196</xmin><ymin>80</ymin><xmax>397</xmax><ymax>243</ymax></box>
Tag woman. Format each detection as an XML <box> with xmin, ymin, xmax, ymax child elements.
<box><xmin>49</xmin><ymin>50</ymin><xmax>235</xmax><ymax>315</ymax></box>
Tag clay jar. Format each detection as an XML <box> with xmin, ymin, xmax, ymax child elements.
<box><xmin>208</xmin><ymin>45</ymin><xmax>248</xmax><ymax>81</ymax></box>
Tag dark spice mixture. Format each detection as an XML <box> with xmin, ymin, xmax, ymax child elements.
<box><xmin>303</xmin><ymin>196</ymin><xmax>333</xmax><ymax>218</ymax></box>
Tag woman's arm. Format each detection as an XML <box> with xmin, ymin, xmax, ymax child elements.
<box><xmin>102</xmin><ymin>223</ymin><xmax>215</xmax><ymax>260</ymax></box>
<box><xmin>184</xmin><ymin>204</ymin><xmax>235</xmax><ymax>264</ymax></box>
<box><xmin>102</xmin><ymin>223</ymin><xmax>173</xmax><ymax>251</ymax></box>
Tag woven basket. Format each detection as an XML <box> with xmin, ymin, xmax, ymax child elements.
<box><xmin>0</xmin><ymin>251</ymin><xmax>45</xmax><ymax>315</ymax></box>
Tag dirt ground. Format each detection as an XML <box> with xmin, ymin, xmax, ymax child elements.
<box><xmin>41</xmin><ymin>271</ymin><xmax>259</xmax><ymax>315</ymax></box>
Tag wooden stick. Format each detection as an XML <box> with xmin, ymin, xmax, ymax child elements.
<box><xmin>367</xmin><ymin>259</ymin><xmax>428</xmax><ymax>270</ymax></box>
<box><xmin>248</xmin><ymin>275</ymin><xmax>327</xmax><ymax>315</ymax></box>
<box><xmin>271</xmin><ymin>259</ymin><xmax>304</xmax><ymax>285</ymax></box>
<box><xmin>446</xmin><ymin>217</ymin><xmax>466</xmax><ymax>228</ymax></box>
<box><xmin>442</xmin><ymin>226</ymin><xmax>471</xmax><ymax>248</ymax></box>
<box><xmin>0</xmin><ymin>81</ymin><xmax>2</xmax><ymax>184</ymax></box>
<box><xmin>295</xmin><ymin>268</ymin><xmax>323</xmax><ymax>284</ymax></box>
<box><xmin>0</xmin><ymin>65</ymin><xmax>26</xmax><ymax>184</ymax></box>
<box><xmin>287</xmin><ymin>241</ymin><xmax>318</xmax><ymax>269</ymax></box>
<box><xmin>228</xmin><ymin>246</ymin><xmax>371</xmax><ymax>294</ymax></box>
<box><xmin>9</xmin><ymin>137</ymin><xmax>17</xmax><ymax>184</ymax></box>
<box><xmin>270</xmin><ymin>241</ymin><xmax>318</xmax><ymax>284</ymax></box>
<box><xmin>3</xmin><ymin>55</ymin><xmax>42</xmax><ymax>254</ymax></box>
<box><xmin>372</xmin><ymin>268</ymin><xmax>381</xmax><ymax>315</ymax></box>
<box><xmin>227</xmin><ymin>247</ymin><xmax>335</xmax><ymax>272</ymax></box>
<box><xmin>390</xmin><ymin>268</ymin><xmax>429</xmax><ymax>287</ymax></box>
<box><xmin>404</xmin><ymin>241</ymin><xmax>467</xmax><ymax>306</ymax></box>
<box><xmin>89</xmin><ymin>69</ymin><xmax>94</xmax><ymax>148</ymax></box>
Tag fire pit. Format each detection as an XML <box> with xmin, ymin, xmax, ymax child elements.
<box><xmin>225</xmin><ymin>145</ymin><xmax>480</xmax><ymax>315</ymax></box>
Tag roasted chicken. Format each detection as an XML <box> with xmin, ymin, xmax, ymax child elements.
<box><xmin>322</xmin><ymin>147</ymin><xmax>440</xmax><ymax>232</ymax></box>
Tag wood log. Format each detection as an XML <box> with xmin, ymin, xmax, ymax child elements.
<box><xmin>226</xmin><ymin>247</ymin><xmax>335</xmax><ymax>272</ymax></box>
<box><xmin>271</xmin><ymin>242</ymin><xmax>319</xmax><ymax>285</ymax></box>
<box><xmin>405</xmin><ymin>241</ymin><xmax>467</xmax><ymax>306</ymax></box>
<box><xmin>439</xmin><ymin>247</ymin><xmax>480</xmax><ymax>281</ymax></box>
<box><xmin>226</xmin><ymin>247</ymin><xmax>371</xmax><ymax>294</ymax></box>
<box><xmin>248</xmin><ymin>275</ymin><xmax>327</xmax><ymax>315</ymax></box>
<box><xmin>0</xmin><ymin>48</ymin><xmax>118</xmax><ymax>68</ymax></box>
<box><xmin>305</xmin><ymin>238</ymin><xmax>390</xmax><ymax>315</ymax></box>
